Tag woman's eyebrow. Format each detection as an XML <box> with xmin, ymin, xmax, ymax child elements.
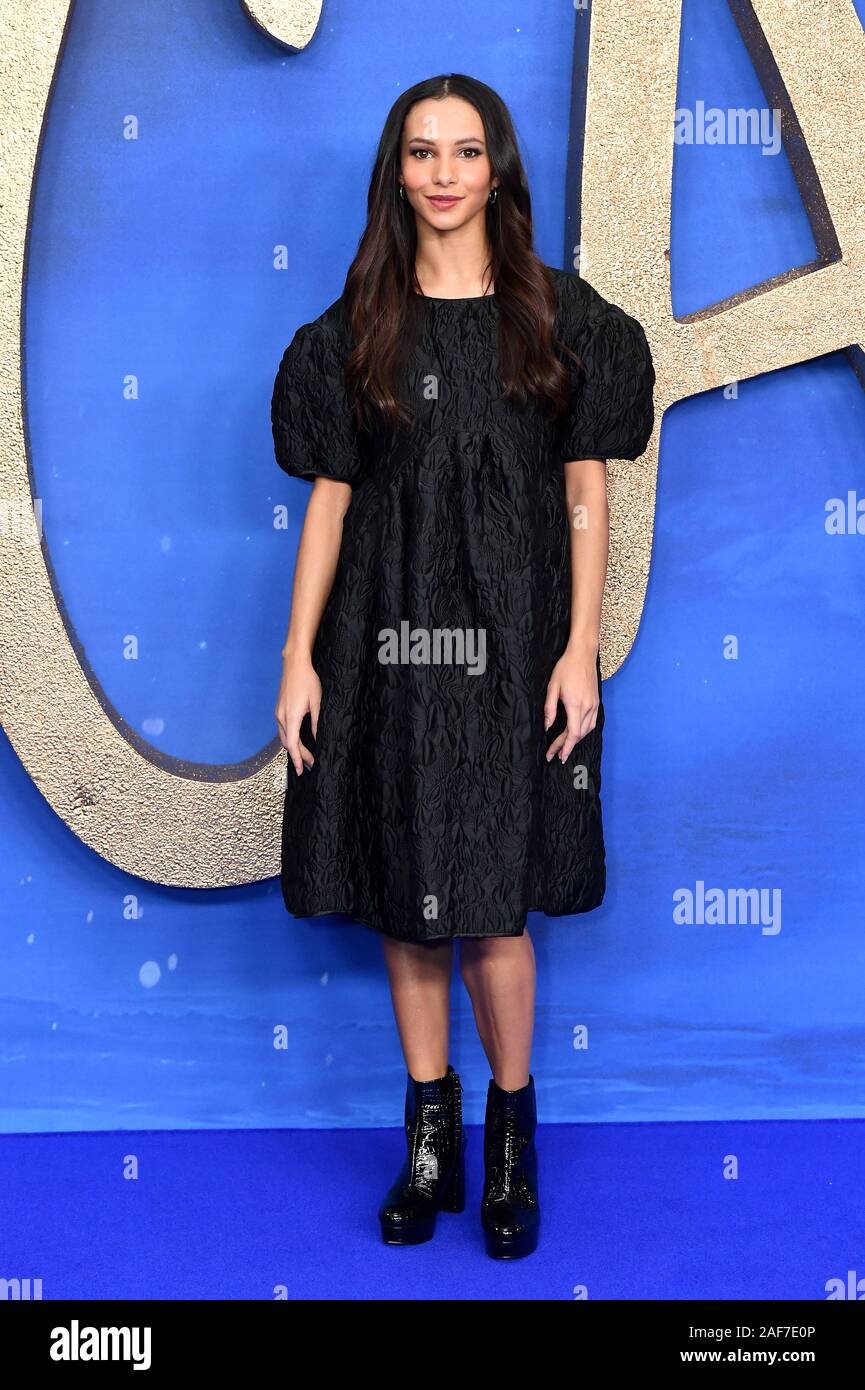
<box><xmin>407</xmin><ymin>135</ymin><xmax>485</xmax><ymax>145</ymax></box>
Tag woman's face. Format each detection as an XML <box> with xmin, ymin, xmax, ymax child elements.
<box><xmin>399</xmin><ymin>95</ymin><xmax>498</xmax><ymax>230</ymax></box>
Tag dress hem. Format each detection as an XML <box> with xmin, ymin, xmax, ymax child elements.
<box><xmin>279</xmin><ymin>898</ymin><xmax>604</xmax><ymax>943</ymax></box>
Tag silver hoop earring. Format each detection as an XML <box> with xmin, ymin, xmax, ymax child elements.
<box><xmin>399</xmin><ymin>185</ymin><xmax>406</xmax><ymax>200</ymax></box>
<box><xmin>489</xmin><ymin>188</ymin><xmax>498</xmax><ymax>204</ymax></box>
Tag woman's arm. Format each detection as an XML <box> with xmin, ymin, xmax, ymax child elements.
<box><xmin>544</xmin><ymin>457</ymin><xmax>609</xmax><ymax>763</ymax></box>
<box><xmin>275</xmin><ymin>477</ymin><xmax>353</xmax><ymax>776</ymax></box>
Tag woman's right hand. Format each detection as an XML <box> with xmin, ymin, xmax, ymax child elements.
<box><xmin>275</xmin><ymin>654</ymin><xmax>322</xmax><ymax>776</ymax></box>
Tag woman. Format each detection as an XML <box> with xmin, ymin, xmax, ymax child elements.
<box><xmin>271</xmin><ymin>73</ymin><xmax>655</xmax><ymax>1259</ymax></box>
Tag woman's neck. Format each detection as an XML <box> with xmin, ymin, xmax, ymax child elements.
<box><xmin>413</xmin><ymin>232</ymin><xmax>494</xmax><ymax>299</ymax></box>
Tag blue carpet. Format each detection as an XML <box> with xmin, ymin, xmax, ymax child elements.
<box><xmin>1</xmin><ymin>1119</ymin><xmax>862</xmax><ymax>1299</ymax></box>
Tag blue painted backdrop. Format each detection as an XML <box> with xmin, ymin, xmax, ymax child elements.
<box><xmin>3</xmin><ymin>0</ymin><xmax>864</xmax><ymax>1131</ymax></box>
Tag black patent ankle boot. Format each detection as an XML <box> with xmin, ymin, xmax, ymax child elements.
<box><xmin>378</xmin><ymin>1064</ymin><xmax>466</xmax><ymax>1245</ymax></box>
<box><xmin>481</xmin><ymin>1073</ymin><xmax>540</xmax><ymax>1258</ymax></box>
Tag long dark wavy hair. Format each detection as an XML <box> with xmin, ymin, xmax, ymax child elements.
<box><xmin>342</xmin><ymin>73</ymin><xmax>581</xmax><ymax>435</ymax></box>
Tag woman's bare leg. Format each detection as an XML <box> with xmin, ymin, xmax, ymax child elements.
<box><xmin>380</xmin><ymin>937</ymin><xmax>454</xmax><ymax>1081</ymax></box>
<box><xmin>459</xmin><ymin>932</ymin><xmax>536</xmax><ymax>1090</ymax></box>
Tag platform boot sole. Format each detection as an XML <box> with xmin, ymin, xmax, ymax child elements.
<box><xmin>482</xmin><ymin>1221</ymin><xmax>539</xmax><ymax>1259</ymax></box>
<box><xmin>379</xmin><ymin>1140</ymin><xmax>466</xmax><ymax>1245</ymax></box>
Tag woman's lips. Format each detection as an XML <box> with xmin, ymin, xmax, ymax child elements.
<box><xmin>426</xmin><ymin>195</ymin><xmax>463</xmax><ymax>208</ymax></box>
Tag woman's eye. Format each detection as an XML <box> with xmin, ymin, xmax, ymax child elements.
<box><xmin>409</xmin><ymin>148</ymin><xmax>483</xmax><ymax>159</ymax></box>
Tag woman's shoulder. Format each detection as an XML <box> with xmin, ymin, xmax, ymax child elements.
<box><xmin>544</xmin><ymin>262</ymin><xmax>651</xmax><ymax>354</ymax></box>
<box><xmin>284</xmin><ymin>293</ymin><xmax>351</xmax><ymax>351</ymax></box>
<box><xmin>546</xmin><ymin>262</ymin><xmax>623</xmax><ymax>328</ymax></box>
<box><xmin>276</xmin><ymin>295</ymin><xmax>355</xmax><ymax>388</ymax></box>
<box><xmin>545</xmin><ymin>262</ymin><xmax>588</xmax><ymax>309</ymax></box>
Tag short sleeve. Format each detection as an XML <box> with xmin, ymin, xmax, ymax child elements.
<box><xmin>271</xmin><ymin>319</ymin><xmax>364</xmax><ymax>484</ymax></box>
<box><xmin>557</xmin><ymin>272</ymin><xmax>656</xmax><ymax>463</ymax></box>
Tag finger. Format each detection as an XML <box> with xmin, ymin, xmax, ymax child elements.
<box><xmin>285</xmin><ymin>716</ymin><xmax>307</xmax><ymax>776</ymax></box>
<box><xmin>543</xmin><ymin>682</ymin><xmax>560</xmax><ymax>731</ymax></box>
<box><xmin>310</xmin><ymin>694</ymin><xmax>321</xmax><ymax>741</ymax></box>
<box><xmin>560</xmin><ymin>708</ymin><xmax>598</xmax><ymax>761</ymax></box>
<box><xmin>558</xmin><ymin>703</ymin><xmax>588</xmax><ymax>762</ymax></box>
<box><xmin>546</xmin><ymin>731</ymin><xmax>566</xmax><ymax>761</ymax></box>
<box><xmin>286</xmin><ymin>737</ymin><xmax>304</xmax><ymax>776</ymax></box>
<box><xmin>299</xmin><ymin>740</ymin><xmax>315</xmax><ymax>770</ymax></box>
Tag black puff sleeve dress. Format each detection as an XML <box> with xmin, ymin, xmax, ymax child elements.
<box><xmin>271</xmin><ymin>264</ymin><xmax>655</xmax><ymax>942</ymax></box>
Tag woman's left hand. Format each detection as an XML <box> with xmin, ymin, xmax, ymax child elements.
<box><xmin>544</xmin><ymin>643</ymin><xmax>599</xmax><ymax>763</ymax></box>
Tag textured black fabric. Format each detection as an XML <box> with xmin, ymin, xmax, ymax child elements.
<box><xmin>271</xmin><ymin>264</ymin><xmax>655</xmax><ymax>941</ymax></box>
